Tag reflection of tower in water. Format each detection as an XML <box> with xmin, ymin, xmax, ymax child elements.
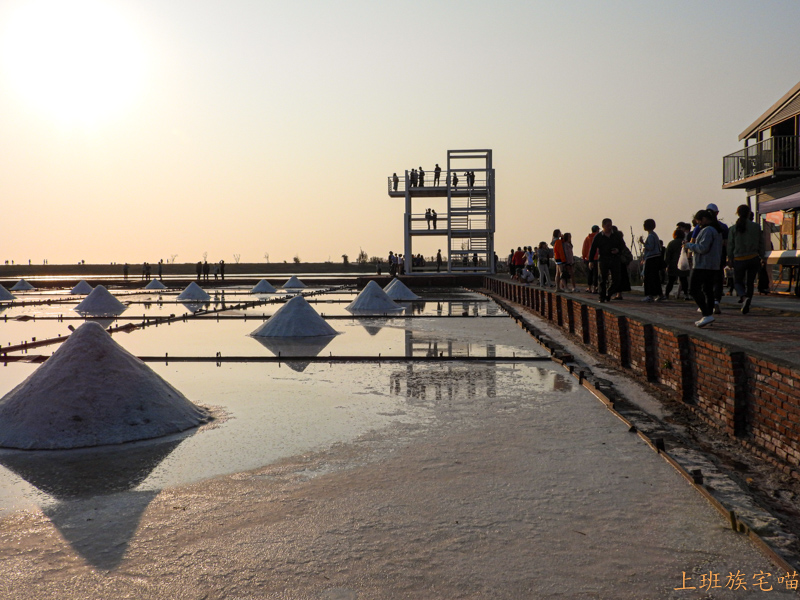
<box><xmin>390</xmin><ymin>363</ymin><xmax>497</xmax><ymax>401</ymax></box>
<box><xmin>404</xmin><ymin>328</ymin><xmax>496</xmax><ymax>359</ymax></box>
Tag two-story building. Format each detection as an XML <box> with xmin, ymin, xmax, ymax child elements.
<box><xmin>723</xmin><ymin>80</ymin><xmax>800</xmax><ymax>292</ymax></box>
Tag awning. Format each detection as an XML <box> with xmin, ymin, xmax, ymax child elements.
<box><xmin>758</xmin><ymin>190</ymin><xmax>800</xmax><ymax>214</ymax></box>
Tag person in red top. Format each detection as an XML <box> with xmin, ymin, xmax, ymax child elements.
<box><xmin>551</xmin><ymin>230</ymin><xmax>565</xmax><ymax>291</ymax></box>
<box><xmin>582</xmin><ymin>225</ymin><xmax>600</xmax><ymax>293</ymax></box>
<box><xmin>511</xmin><ymin>246</ymin><xmax>525</xmax><ymax>280</ymax></box>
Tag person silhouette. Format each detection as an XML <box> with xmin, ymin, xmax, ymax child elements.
<box><xmin>452</xmin><ymin>172</ymin><xmax>458</xmax><ymax>189</ymax></box>
<box><xmin>431</xmin><ymin>209</ymin><xmax>438</xmax><ymax>229</ymax></box>
<box><xmin>425</xmin><ymin>208</ymin><xmax>432</xmax><ymax>230</ymax></box>
<box><xmin>434</xmin><ymin>164</ymin><xmax>441</xmax><ymax>186</ymax></box>
<box><xmin>419</xmin><ymin>166</ymin><xmax>425</xmax><ymax>187</ymax></box>
<box><xmin>392</xmin><ymin>172</ymin><xmax>399</xmax><ymax>191</ymax></box>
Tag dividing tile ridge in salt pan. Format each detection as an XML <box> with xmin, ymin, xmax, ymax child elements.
<box><xmin>384</xmin><ymin>277</ymin><xmax>421</xmax><ymax>301</ymax></box>
<box><xmin>71</xmin><ymin>280</ymin><xmax>94</xmax><ymax>295</ymax></box>
<box><xmin>74</xmin><ymin>285</ymin><xmax>127</xmax><ymax>316</ymax></box>
<box><xmin>0</xmin><ymin>322</ymin><xmax>211</xmax><ymax>449</ymax></box>
<box><xmin>251</xmin><ymin>279</ymin><xmax>277</xmax><ymax>293</ymax></box>
<box><xmin>177</xmin><ymin>281</ymin><xmax>211</xmax><ymax>301</ymax></box>
<box><xmin>283</xmin><ymin>276</ymin><xmax>306</xmax><ymax>289</ymax></box>
<box><xmin>250</xmin><ymin>295</ymin><xmax>337</xmax><ymax>338</ymax></box>
<box><xmin>0</xmin><ymin>284</ymin><xmax>15</xmax><ymax>302</ymax></box>
<box><xmin>346</xmin><ymin>280</ymin><xmax>403</xmax><ymax>312</ymax></box>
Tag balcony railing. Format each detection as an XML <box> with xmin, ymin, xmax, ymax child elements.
<box><xmin>388</xmin><ymin>171</ymin><xmax>487</xmax><ymax>194</ymax></box>
<box><xmin>723</xmin><ymin>135</ymin><xmax>800</xmax><ymax>187</ymax></box>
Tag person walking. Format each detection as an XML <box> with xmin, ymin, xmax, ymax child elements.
<box><xmin>664</xmin><ymin>229</ymin><xmax>689</xmax><ymax>300</ymax></box>
<box><xmin>588</xmin><ymin>218</ymin><xmax>623</xmax><ymax>303</ymax></box>
<box><xmin>537</xmin><ymin>242</ymin><xmax>553</xmax><ymax>287</ymax></box>
<box><xmin>551</xmin><ymin>230</ymin><xmax>565</xmax><ymax>291</ymax></box>
<box><xmin>562</xmin><ymin>233</ymin><xmax>577</xmax><ymax>292</ymax></box>
<box><xmin>685</xmin><ymin>209</ymin><xmax>723</xmax><ymax>327</ymax></box>
<box><xmin>728</xmin><ymin>204</ymin><xmax>765</xmax><ymax>315</ymax></box>
<box><xmin>434</xmin><ymin>164</ymin><xmax>441</xmax><ymax>186</ymax></box>
<box><xmin>706</xmin><ymin>203</ymin><xmax>728</xmax><ymax>314</ymax></box>
<box><xmin>582</xmin><ymin>225</ymin><xmax>600</xmax><ymax>293</ymax></box>
<box><xmin>640</xmin><ymin>219</ymin><xmax>663</xmax><ymax>302</ymax></box>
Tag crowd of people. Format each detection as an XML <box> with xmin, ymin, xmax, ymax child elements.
<box><xmin>507</xmin><ymin>202</ymin><xmax>769</xmax><ymax>328</ymax></box>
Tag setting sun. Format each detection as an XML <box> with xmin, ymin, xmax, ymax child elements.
<box><xmin>2</xmin><ymin>0</ymin><xmax>146</xmax><ymax>125</ymax></box>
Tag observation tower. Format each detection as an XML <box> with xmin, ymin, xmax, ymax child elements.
<box><xmin>387</xmin><ymin>149</ymin><xmax>495</xmax><ymax>274</ymax></box>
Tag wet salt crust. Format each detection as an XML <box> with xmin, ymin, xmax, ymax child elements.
<box><xmin>0</xmin><ymin>360</ymin><xmax>790</xmax><ymax>599</ymax></box>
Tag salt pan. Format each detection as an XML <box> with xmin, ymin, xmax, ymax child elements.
<box><xmin>0</xmin><ymin>322</ymin><xmax>210</xmax><ymax>449</ymax></box>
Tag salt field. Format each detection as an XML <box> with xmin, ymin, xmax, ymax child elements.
<box><xmin>0</xmin><ymin>279</ymin><xmax>797</xmax><ymax>598</ymax></box>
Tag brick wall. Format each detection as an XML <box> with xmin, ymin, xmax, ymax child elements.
<box><xmin>485</xmin><ymin>277</ymin><xmax>800</xmax><ymax>478</ymax></box>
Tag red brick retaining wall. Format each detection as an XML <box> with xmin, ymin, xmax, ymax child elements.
<box><xmin>484</xmin><ymin>278</ymin><xmax>800</xmax><ymax>477</ymax></box>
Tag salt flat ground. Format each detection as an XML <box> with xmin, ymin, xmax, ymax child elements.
<box><xmin>0</xmin><ymin>287</ymin><xmax>794</xmax><ymax>598</ymax></box>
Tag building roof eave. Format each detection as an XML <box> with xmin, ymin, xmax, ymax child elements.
<box><xmin>739</xmin><ymin>80</ymin><xmax>800</xmax><ymax>141</ymax></box>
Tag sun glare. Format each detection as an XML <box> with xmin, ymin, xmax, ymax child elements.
<box><xmin>2</xmin><ymin>0</ymin><xmax>146</xmax><ymax>125</ymax></box>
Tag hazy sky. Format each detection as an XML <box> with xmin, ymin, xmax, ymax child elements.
<box><xmin>2</xmin><ymin>0</ymin><xmax>799</xmax><ymax>265</ymax></box>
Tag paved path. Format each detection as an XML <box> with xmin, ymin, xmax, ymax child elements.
<box><xmin>523</xmin><ymin>281</ymin><xmax>800</xmax><ymax>365</ymax></box>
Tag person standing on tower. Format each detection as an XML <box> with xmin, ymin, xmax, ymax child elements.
<box><xmin>434</xmin><ymin>164</ymin><xmax>441</xmax><ymax>186</ymax></box>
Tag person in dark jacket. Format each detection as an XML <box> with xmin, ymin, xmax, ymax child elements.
<box><xmin>588</xmin><ymin>218</ymin><xmax>623</xmax><ymax>302</ymax></box>
<box><xmin>664</xmin><ymin>229</ymin><xmax>689</xmax><ymax>300</ymax></box>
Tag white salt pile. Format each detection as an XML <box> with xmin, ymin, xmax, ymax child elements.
<box><xmin>384</xmin><ymin>278</ymin><xmax>421</xmax><ymax>301</ymax></box>
<box><xmin>10</xmin><ymin>279</ymin><xmax>34</xmax><ymax>291</ymax></box>
<box><xmin>250</xmin><ymin>295</ymin><xmax>337</xmax><ymax>337</ymax></box>
<box><xmin>177</xmin><ymin>281</ymin><xmax>211</xmax><ymax>301</ymax></box>
<box><xmin>346</xmin><ymin>280</ymin><xmax>403</xmax><ymax>313</ymax></box>
<box><xmin>251</xmin><ymin>279</ymin><xmax>277</xmax><ymax>294</ymax></box>
<box><xmin>74</xmin><ymin>285</ymin><xmax>127</xmax><ymax>316</ymax></box>
<box><xmin>0</xmin><ymin>322</ymin><xmax>210</xmax><ymax>449</ymax></box>
<box><xmin>144</xmin><ymin>279</ymin><xmax>167</xmax><ymax>290</ymax></box>
<box><xmin>283</xmin><ymin>276</ymin><xmax>306</xmax><ymax>289</ymax></box>
<box><xmin>0</xmin><ymin>284</ymin><xmax>15</xmax><ymax>302</ymax></box>
<box><xmin>71</xmin><ymin>280</ymin><xmax>94</xmax><ymax>295</ymax></box>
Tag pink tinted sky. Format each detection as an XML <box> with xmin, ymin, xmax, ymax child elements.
<box><xmin>1</xmin><ymin>0</ymin><xmax>799</xmax><ymax>265</ymax></box>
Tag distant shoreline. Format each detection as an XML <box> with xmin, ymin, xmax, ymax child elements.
<box><xmin>0</xmin><ymin>262</ymin><xmax>377</xmax><ymax>280</ymax></box>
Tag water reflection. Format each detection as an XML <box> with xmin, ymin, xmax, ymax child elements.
<box><xmin>250</xmin><ymin>335</ymin><xmax>336</xmax><ymax>372</ymax></box>
<box><xmin>390</xmin><ymin>364</ymin><xmax>497</xmax><ymax>400</ymax></box>
<box><xmin>85</xmin><ymin>316</ymin><xmax>117</xmax><ymax>329</ymax></box>
<box><xmin>404</xmin><ymin>328</ymin><xmax>497</xmax><ymax>358</ymax></box>
<box><xmin>181</xmin><ymin>301</ymin><xmax>210</xmax><ymax>314</ymax></box>
<box><xmin>0</xmin><ymin>433</ymin><xmax>190</xmax><ymax>570</ymax></box>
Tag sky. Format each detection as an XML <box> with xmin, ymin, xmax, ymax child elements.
<box><xmin>1</xmin><ymin>0</ymin><xmax>800</xmax><ymax>265</ymax></box>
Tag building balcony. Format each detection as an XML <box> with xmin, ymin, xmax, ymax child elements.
<box><xmin>722</xmin><ymin>135</ymin><xmax>800</xmax><ymax>189</ymax></box>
